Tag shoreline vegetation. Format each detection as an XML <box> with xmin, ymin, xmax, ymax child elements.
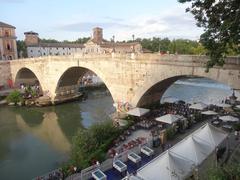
<box><xmin>61</xmin><ymin>119</ymin><xmax>134</xmax><ymax>177</ymax></box>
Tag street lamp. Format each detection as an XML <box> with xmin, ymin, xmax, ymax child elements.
<box><xmin>132</xmin><ymin>34</ymin><xmax>135</xmax><ymax>53</ymax></box>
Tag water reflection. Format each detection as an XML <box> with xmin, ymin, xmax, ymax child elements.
<box><xmin>16</xmin><ymin>112</ymin><xmax>71</xmax><ymax>153</ymax></box>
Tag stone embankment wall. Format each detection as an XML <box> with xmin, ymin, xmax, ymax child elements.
<box><xmin>0</xmin><ymin>61</ymin><xmax>12</xmax><ymax>88</ymax></box>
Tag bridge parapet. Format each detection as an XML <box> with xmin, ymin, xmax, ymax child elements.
<box><xmin>7</xmin><ymin>53</ymin><xmax>240</xmax><ymax>66</ymax></box>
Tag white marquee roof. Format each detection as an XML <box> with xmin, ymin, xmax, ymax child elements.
<box><xmin>136</xmin><ymin>123</ymin><xmax>227</xmax><ymax>180</ymax></box>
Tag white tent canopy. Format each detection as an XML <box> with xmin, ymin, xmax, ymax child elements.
<box><xmin>137</xmin><ymin>151</ymin><xmax>195</xmax><ymax>180</ymax></box>
<box><xmin>162</xmin><ymin>97</ymin><xmax>179</xmax><ymax>104</ymax></box>
<box><xmin>136</xmin><ymin>123</ymin><xmax>227</xmax><ymax>180</ymax></box>
<box><xmin>189</xmin><ymin>102</ymin><xmax>208</xmax><ymax>110</ymax></box>
<box><xmin>155</xmin><ymin>114</ymin><xmax>184</xmax><ymax>124</ymax></box>
<box><xmin>201</xmin><ymin>110</ymin><xmax>218</xmax><ymax>115</ymax></box>
<box><xmin>127</xmin><ymin>107</ymin><xmax>150</xmax><ymax>117</ymax></box>
<box><xmin>219</xmin><ymin>115</ymin><xmax>239</xmax><ymax>122</ymax></box>
<box><xmin>193</xmin><ymin>123</ymin><xmax>227</xmax><ymax>147</ymax></box>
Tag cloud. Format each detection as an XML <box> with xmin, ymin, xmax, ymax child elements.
<box><xmin>57</xmin><ymin>22</ymin><xmax>137</xmax><ymax>32</ymax></box>
<box><xmin>53</xmin><ymin>5</ymin><xmax>202</xmax><ymax>41</ymax></box>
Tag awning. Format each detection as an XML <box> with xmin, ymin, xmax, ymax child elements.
<box><xmin>127</xmin><ymin>107</ymin><xmax>150</xmax><ymax>117</ymax></box>
<box><xmin>155</xmin><ymin>114</ymin><xmax>184</xmax><ymax>124</ymax></box>
<box><xmin>201</xmin><ymin>110</ymin><xmax>218</xmax><ymax>115</ymax></box>
<box><xmin>219</xmin><ymin>115</ymin><xmax>239</xmax><ymax>122</ymax></box>
<box><xmin>189</xmin><ymin>102</ymin><xmax>208</xmax><ymax>110</ymax></box>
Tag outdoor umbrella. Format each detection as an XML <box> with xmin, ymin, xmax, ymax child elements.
<box><xmin>127</xmin><ymin>107</ymin><xmax>150</xmax><ymax>117</ymax></box>
<box><xmin>161</xmin><ymin>97</ymin><xmax>179</xmax><ymax>104</ymax></box>
<box><xmin>201</xmin><ymin>110</ymin><xmax>218</xmax><ymax>115</ymax></box>
<box><xmin>235</xmin><ymin>105</ymin><xmax>240</xmax><ymax>109</ymax></box>
<box><xmin>215</xmin><ymin>103</ymin><xmax>231</xmax><ymax>108</ymax></box>
<box><xmin>155</xmin><ymin>114</ymin><xmax>184</xmax><ymax>124</ymax></box>
<box><xmin>189</xmin><ymin>102</ymin><xmax>208</xmax><ymax>110</ymax></box>
<box><xmin>219</xmin><ymin>115</ymin><xmax>239</xmax><ymax>122</ymax></box>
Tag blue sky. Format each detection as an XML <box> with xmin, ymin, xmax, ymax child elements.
<box><xmin>1</xmin><ymin>0</ymin><xmax>203</xmax><ymax>41</ymax></box>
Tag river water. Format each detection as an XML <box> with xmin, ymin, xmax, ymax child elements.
<box><xmin>0</xmin><ymin>78</ymin><xmax>237</xmax><ymax>180</ymax></box>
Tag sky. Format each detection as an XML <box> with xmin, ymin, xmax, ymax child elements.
<box><xmin>0</xmin><ymin>0</ymin><xmax>203</xmax><ymax>41</ymax></box>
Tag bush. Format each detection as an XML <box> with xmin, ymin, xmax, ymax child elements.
<box><xmin>6</xmin><ymin>90</ymin><xmax>23</xmax><ymax>104</ymax></box>
<box><xmin>70</xmin><ymin>121</ymin><xmax>120</xmax><ymax>169</ymax></box>
<box><xmin>233</xmin><ymin>123</ymin><xmax>240</xmax><ymax>131</ymax></box>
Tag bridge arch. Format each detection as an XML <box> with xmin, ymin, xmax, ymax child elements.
<box><xmin>132</xmin><ymin>67</ymin><xmax>236</xmax><ymax>108</ymax></box>
<box><xmin>54</xmin><ymin>66</ymin><xmax>115</xmax><ymax>102</ymax></box>
<box><xmin>14</xmin><ymin>67</ymin><xmax>43</xmax><ymax>92</ymax></box>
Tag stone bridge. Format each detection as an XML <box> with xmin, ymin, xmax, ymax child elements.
<box><xmin>3</xmin><ymin>53</ymin><xmax>240</xmax><ymax>107</ymax></box>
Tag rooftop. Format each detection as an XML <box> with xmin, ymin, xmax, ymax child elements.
<box><xmin>0</xmin><ymin>21</ymin><xmax>16</xmax><ymax>29</ymax></box>
<box><xmin>24</xmin><ymin>31</ymin><xmax>39</xmax><ymax>35</ymax></box>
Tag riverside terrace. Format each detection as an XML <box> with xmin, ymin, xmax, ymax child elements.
<box><xmin>39</xmin><ymin>99</ymin><xmax>240</xmax><ymax>180</ymax></box>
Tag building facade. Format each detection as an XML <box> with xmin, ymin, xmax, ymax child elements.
<box><xmin>24</xmin><ymin>31</ymin><xmax>84</xmax><ymax>58</ymax></box>
<box><xmin>0</xmin><ymin>22</ymin><xmax>18</xmax><ymax>60</ymax></box>
<box><xmin>84</xmin><ymin>27</ymin><xmax>142</xmax><ymax>54</ymax></box>
<box><xmin>25</xmin><ymin>27</ymin><xmax>142</xmax><ymax>58</ymax></box>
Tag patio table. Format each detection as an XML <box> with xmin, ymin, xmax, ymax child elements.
<box><xmin>128</xmin><ymin>152</ymin><xmax>141</xmax><ymax>164</ymax></box>
<box><xmin>92</xmin><ymin>169</ymin><xmax>107</xmax><ymax>180</ymax></box>
<box><xmin>141</xmin><ymin>146</ymin><xmax>154</xmax><ymax>156</ymax></box>
<box><xmin>113</xmin><ymin>160</ymin><xmax>127</xmax><ymax>172</ymax></box>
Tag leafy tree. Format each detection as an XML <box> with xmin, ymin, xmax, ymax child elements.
<box><xmin>74</xmin><ymin>37</ymin><xmax>90</xmax><ymax>44</ymax></box>
<box><xmin>178</xmin><ymin>0</ymin><xmax>240</xmax><ymax>70</ymax></box>
<box><xmin>40</xmin><ymin>38</ymin><xmax>59</xmax><ymax>43</ymax></box>
<box><xmin>16</xmin><ymin>40</ymin><xmax>27</xmax><ymax>58</ymax></box>
<box><xmin>70</xmin><ymin>121</ymin><xmax>120</xmax><ymax>168</ymax></box>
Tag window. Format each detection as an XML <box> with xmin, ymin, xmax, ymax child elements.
<box><xmin>7</xmin><ymin>44</ymin><xmax>11</xmax><ymax>50</ymax></box>
<box><xmin>5</xmin><ymin>31</ymin><xmax>10</xmax><ymax>36</ymax></box>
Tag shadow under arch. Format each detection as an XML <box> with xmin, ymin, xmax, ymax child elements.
<box><xmin>55</xmin><ymin>66</ymin><xmax>114</xmax><ymax>101</ymax></box>
<box><xmin>136</xmin><ymin>75</ymin><xmax>233</xmax><ymax>108</ymax></box>
<box><xmin>14</xmin><ymin>67</ymin><xmax>42</xmax><ymax>91</ymax></box>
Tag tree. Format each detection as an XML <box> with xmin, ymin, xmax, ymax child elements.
<box><xmin>70</xmin><ymin>121</ymin><xmax>120</xmax><ymax>168</ymax></box>
<box><xmin>178</xmin><ymin>0</ymin><xmax>240</xmax><ymax>71</ymax></box>
<box><xmin>16</xmin><ymin>40</ymin><xmax>27</xmax><ymax>58</ymax></box>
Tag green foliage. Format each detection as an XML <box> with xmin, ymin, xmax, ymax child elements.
<box><xmin>40</xmin><ymin>37</ymin><xmax>90</xmax><ymax>44</ymax></box>
<box><xmin>6</xmin><ymin>90</ymin><xmax>23</xmax><ymax>104</ymax></box>
<box><xmin>179</xmin><ymin>0</ymin><xmax>240</xmax><ymax>70</ymax></box>
<box><xmin>40</xmin><ymin>38</ymin><xmax>59</xmax><ymax>43</ymax></box>
<box><xmin>70</xmin><ymin>121</ymin><xmax>120</xmax><ymax>168</ymax></box>
<box><xmin>233</xmin><ymin>123</ymin><xmax>240</xmax><ymax>131</ymax></box>
<box><xmin>75</xmin><ymin>37</ymin><xmax>90</xmax><ymax>44</ymax></box>
<box><xmin>207</xmin><ymin>164</ymin><xmax>240</xmax><ymax>180</ymax></box>
<box><xmin>125</xmin><ymin>38</ymin><xmax>206</xmax><ymax>55</ymax></box>
<box><xmin>166</xmin><ymin>127</ymin><xmax>175</xmax><ymax>140</ymax></box>
<box><xmin>16</xmin><ymin>40</ymin><xmax>27</xmax><ymax>58</ymax></box>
